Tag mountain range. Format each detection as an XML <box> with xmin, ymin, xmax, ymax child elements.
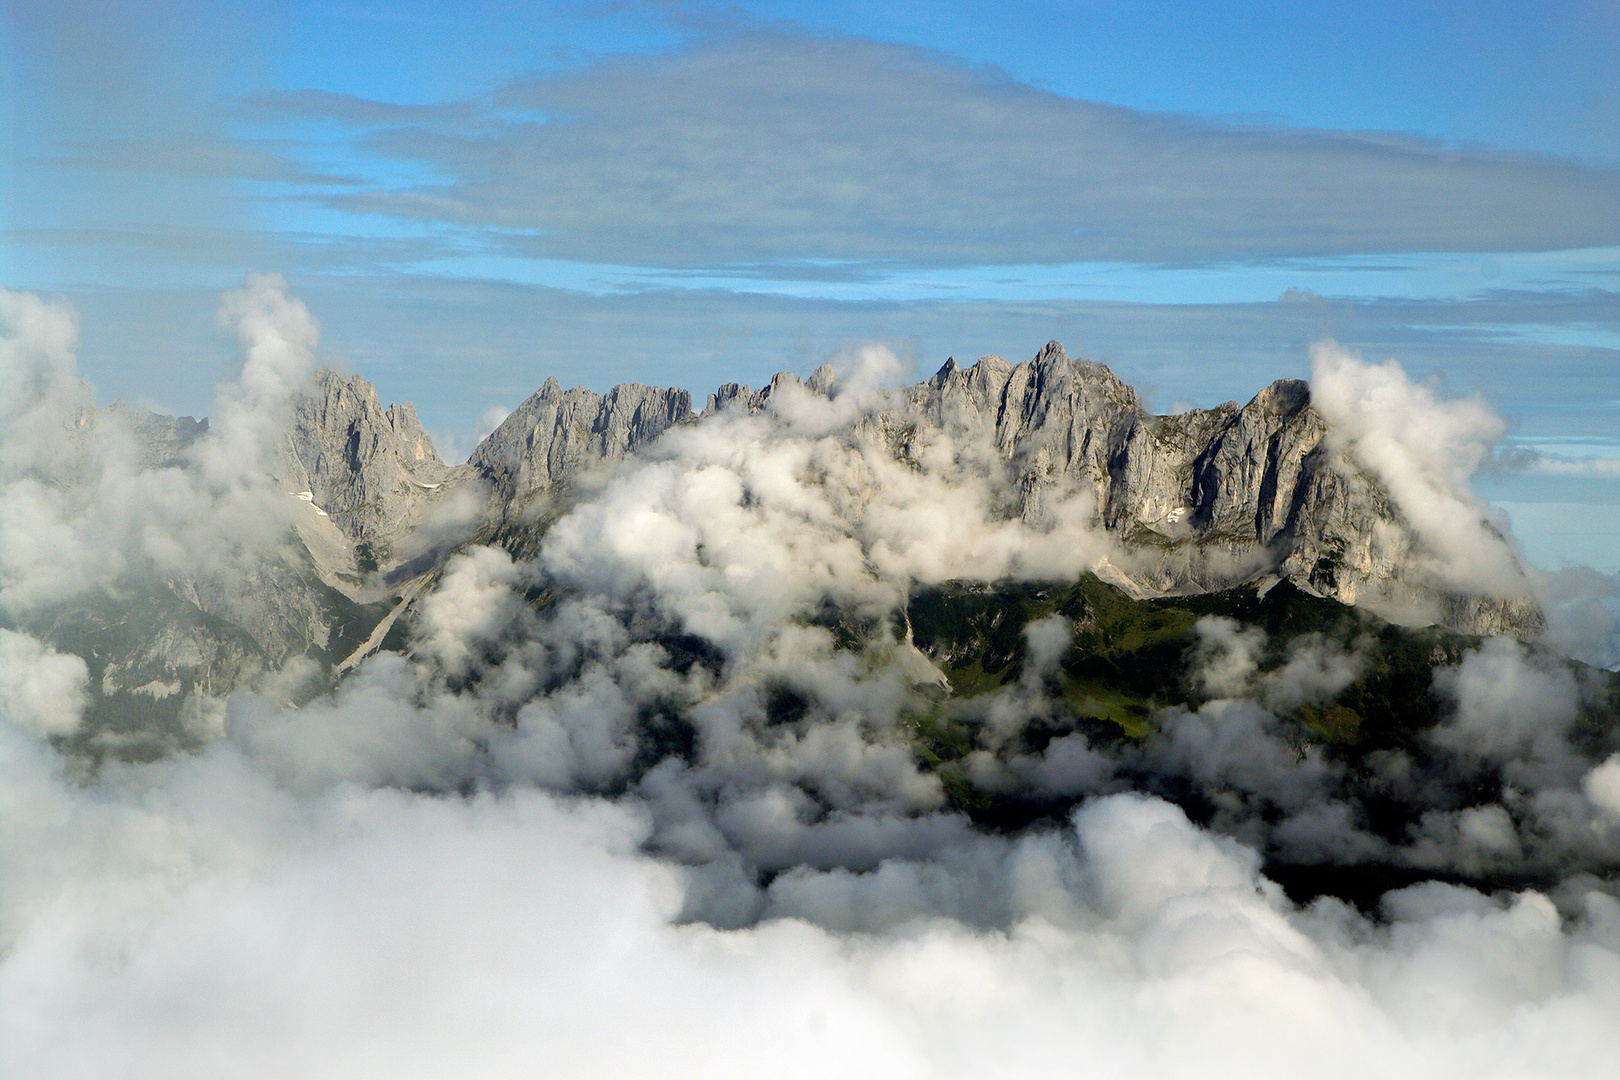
<box><xmin>33</xmin><ymin>341</ymin><xmax>1551</xmax><ymax>759</ymax></box>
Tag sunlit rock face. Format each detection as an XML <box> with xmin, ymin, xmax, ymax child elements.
<box><xmin>469</xmin><ymin>377</ymin><xmax>695</xmax><ymax>507</ymax></box>
<box><xmin>60</xmin><ymin>336</ymin><xmax>1540</xmax><ymax>750</ymax></box>
<box><xmin>871</xmin><ymin>343</ymin><xmax>1541</xmax><ymax>637</ymax></box>
<box><xmin>277</xmin><ymin>369</ymin><xmax>471</xmax><ymax>550</ymax></box>
<box><xmin>573</xmin><ymin>341</ymin><xmax>1536</xmax><ymax>637</ymax></box>
<box><xmin>277</xmin><ymin>342</ymin><xmax>1539</xmax><ymax>639</ymax></box>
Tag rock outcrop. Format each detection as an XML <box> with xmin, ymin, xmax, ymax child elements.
<box><xmin>878</xmin><ymin>344</ymin><xmax>1539</xmax><ymax>636</ymax></box>
<box><xmin>109</xmin><ymin>403</ymin><xmax>209</xmax><ymax>470</ymax></box>
<box><xmin>703</xmin><ymin>369</ymin><xmax>825</xmax><ymax>415</ymax></box>
<box><xmin>276</xmin><ymin>369</ymin><xmax>470</xmax><ymax>553</ymax></box>
<box><xmin>261</xmin><ymin>346</ymin><xmax>1545</xmax><ymax>639</ymax></box>
<box><xmin>540</xmin><ymin>340</ymin><xmax>1538</xmax><ymax>636</ymax></box>
<box><xmin>470</xmin><ymin>378</ymin><xmax>693</xmax><ymax>507</ymax></box>
<box><xmin>32</xmin><ymin>340</ymin><xmax>1543</xmax><ymax>757</ymax></box>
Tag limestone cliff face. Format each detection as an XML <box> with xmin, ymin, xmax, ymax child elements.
<box><xmin>469</xmin><ymin>378</ymin><xmax>694</xmax><ymax>506</ymax></box>
<box><xmin>276</xmin><ymin>369</ymin><xmax>469</xmax><ymax>550</ymax></box>
<box><xmin>31</xmin><ymin>343</ymin><xmax>1547</xmax><ymax>754</ymax></box>
<box><xmin>671</xmin><ymin>341</ymin><xmax>1538</xmax><ymax>635</ymax></box>
<box><xmin>63</xmin><ymin>370</ymin><xmax>460</xmax><ymax>739</ymax></box>
<box><xmin>108</xmin><ymin>403</ymin><xmax>209</xmax><ymax>470</ymax></box>
<box><xmin>265</xmin><ymin>349</ymin><xmax>1548</xmax><ymax>645</ymax></box>
<box><xmin>878</xmin><ymin>343</ymin><xmax>1538</xmax><ymax>636</ymax></box>
<box><xmin>704</xmin><ymin>369</ymin><xmax>824</xmax><ymax>415</ymax></box>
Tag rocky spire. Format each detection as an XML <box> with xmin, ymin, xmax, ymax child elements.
<box><xmin>275</xmin><ymin>369</ymin><xmax>466</xmax><ymax>548</ymax></box>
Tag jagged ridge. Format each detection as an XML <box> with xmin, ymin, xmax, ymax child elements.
<box><xmin>280</xmin><ymin>341</ymin><xmax>1539</xmax><ymax>639</ymax></box>
<box><xmin>42</xmin><ymin>339</ymin><xmax>1541</xmax><ymax>753</ymax></box>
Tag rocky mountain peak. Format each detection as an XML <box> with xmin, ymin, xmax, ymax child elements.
<box><xmin>886</xmin><ymin>346</ymin><xmax>1538</xmax><ymax>636</ymax></box>
<box><xmin>1249</xmin><ymin>377</ymin><xmax>1312</xmax><ymax>419</ymax></box>
<box><xmin>276</xmin><ymin>368</ymin><xmax>464</xmax><ymax>548</ymax></box>
<box><xmin>297</xmin><ymin>343</ymin><xmax>1541</xmax><ymax>638</ymax></box>
<box><xmin>25</xmin><ymin>340</ymin><xmax>1554</xmax><ymax>754</ymax></box>
<box><xmin>108</xmin><ymin>402</ymin><xmax>209</xmax><ymax>470</ymax></box>
<box><xmin>469</xmin><ymin>378</ymin><xmax>694</xmax><ymax>506</ymax></box>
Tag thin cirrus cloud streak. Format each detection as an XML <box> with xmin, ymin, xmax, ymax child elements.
<box><xmin>43</xmin><ymin>136</ymin><xmax>364</xmax><ymax>186</ymax></box>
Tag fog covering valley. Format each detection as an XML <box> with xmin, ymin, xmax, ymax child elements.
<box><xmin>3</xmin><ymin>275</ymin><xmax>1620</xmax><ymax>1078</ymax></box>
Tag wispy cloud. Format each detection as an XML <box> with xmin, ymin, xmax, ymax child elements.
<box><xmin>1500</xmin><ymin>452</ymin><xmax>1620</xmax><ymax>479</ymax></box>
<box><xmin>237</xmin><ymin>89</ymin><xmax>478</xmax><ymax>128</ymax></box>
<box><xmin>42</xmin><ymin>136</ymin><xmax>362</xmax><ymax>186</ymax></box>
<box><xmin>264</xmin><ymin>31</ymin><xmax>1620</xmax><ymax>269</ymax></box>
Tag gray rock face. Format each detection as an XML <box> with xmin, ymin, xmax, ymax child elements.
<box><xmin>674</xmin><ymin>341</ymin><xmax>1538</xmax><ymax>635</ymax></box>
<box><xmin>27</xmin><ymin>340</ymin><xmax>1548</xmax><ymax>757</ymax></box>
<box><xmin>470</xmin><ymin>378</ymin><xmax>694</xmax><ymax>507</ymax></box>
<box><xmin>73</xmin><ymin>370</ymin><xmax>463</xmax><ymax>734</ymax></box>
<box><xmin>703</xmin><ymin>370</ymin><xmax>817</xmax><ymax>415</ymax></box>
<box><xmin>897</xmin><ymin>343</ymin><xmax>1145</xmax><ymax>503</ymax></box>
<box><xmin>108</xmin><ymin>403</ymin><xmax>209</xmax><ymax>470</ymax></box>
<box><xmin>50</xmin><ymin>550</ymin><xmax>390</xmax><ymax>758</ymax></box>
<box><xmin>67</xmin><ymin>343</ymin><xmax>1541</xmax><ymax>725</ymax></box>
<box><xmin>98</xmin><ymin>369</ymin><xmax>477</xmax><ymax>713</ymax></box>
<box><xmin>267</xmin><ymin>347</ymin><xmax>1548</xmax><ymax>640</ymax></box>
<box><xmin>276</xmin><ymin>370</ymin><xmax>468</xmax><ymax>552</ymax></box>
<box><xmin>877</xmin><ymin>343</ymin><xmax>1538</xmax><ymax>636</ymax></box>
<box><xmin>0</xmin><ymin>380</ymin><xmax>414</xmax><ymax>756</ymax></box>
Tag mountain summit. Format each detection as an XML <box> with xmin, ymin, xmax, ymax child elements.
<box><xmin>33</xmin><ymin>342</ymin><xmax>1545</xmax><ymax>754</ymax></box>
<box><xmin>291</xmin><ymin>341</ymin><xmax>1540</xmax><ymax>638</ymax></box>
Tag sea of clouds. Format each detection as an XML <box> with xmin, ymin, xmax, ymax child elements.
<box><xmin>2</xmin><ymin>278</ymin><xmax>1618</xmax><ymax>1078</ymax></box>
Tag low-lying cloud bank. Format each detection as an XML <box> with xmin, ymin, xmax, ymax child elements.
<box><xmin>3</xmin><ymin>718</ymin><xmax>1617</xmax><ymax>1079</ymax></box>
<box><xmin>1</xmin><ymin>281</ymin><xmax>1618</xmax><ymax>1077</ymax></box>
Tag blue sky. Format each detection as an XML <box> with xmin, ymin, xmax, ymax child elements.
<box><xmin>2</xmin><ymin>1</ymin><xmax>1617</xmax><ymax>565</ymax></box>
